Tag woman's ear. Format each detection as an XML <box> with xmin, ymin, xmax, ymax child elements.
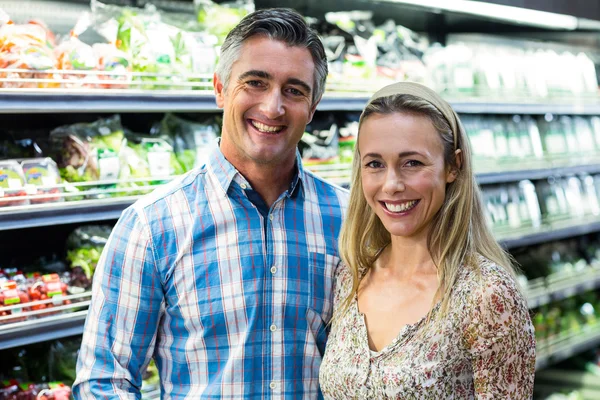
<box><xmin>446</xmin><ymin>149</ymin><xmax>462</xmax><ymax>183</ymax></box>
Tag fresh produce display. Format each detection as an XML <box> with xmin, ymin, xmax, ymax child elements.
<box><xmin>0</xmin><ymin>280</ymin><xmax>29</xmax><ymax>324</ymax></box>
<box><xmin>195</xmin><ymin>0</ymin><xmax>254</xmax><ymax>45</ymax></box>
<box><xmin>0</xmin><ymin>380</ymin><xmax>71</xmax><ymax>400</ymax></box>
<box><xmin>91</xmin><ymin>0</ymin><xmax>217</xmax><ymax>89</ymax></box>
<box><xmin>27</xmin><ymin>274</ymin><xmax>71</xmax><ymax>313</ymax></box>
<box><xmin>0</xmin><ymin>11</ymin><xmax>59</xmax><ymax>89</ymax></box>
<box><xmin>156</xmin><ymin>113</ymin><xmax>220</xmax><ymax>171</ymax></box>
<box><xmin>65</xmin><ymin>225</ymin><xmax>112</xmax><ymax>289</ymax></box>
<box><xmin>0</xmin><ymin>160</ymin><xmax>29</xmax><ymax>207</ymax></box>
<box><xmin>21</xmin><ymin>158</ymin><xmax>61</xmax><ymax>204</ymax></box>
<box><xmin>50</xmin><ymin>115</ymin><xmax>125</xmax><ymax>185</ymax></box>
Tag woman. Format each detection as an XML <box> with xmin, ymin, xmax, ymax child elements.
<box><xmin>319</xmin><ymin>82</ymin><xmax>535</xmax><ymax>398</ymax></box>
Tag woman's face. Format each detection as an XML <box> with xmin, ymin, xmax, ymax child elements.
<box><xmin>358</xmin><ymin>112</ymin><xmax>457</xmax><ymax>242</ymax></box>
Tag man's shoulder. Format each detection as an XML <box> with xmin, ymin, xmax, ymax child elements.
<box><xmin>302</xmin><ymin>169</ymin><xmax>350</xmax><ymax>205</ymax></box>
<box><xmin>131</xmin><ymin>166</ymin><xmax>211</xmax><ymax>215</ymax></box>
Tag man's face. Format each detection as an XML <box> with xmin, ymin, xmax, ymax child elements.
<box><xmin>214</xmin><ymin>36</ymin><xmax>318</xmax><ymax>170</ymax></box>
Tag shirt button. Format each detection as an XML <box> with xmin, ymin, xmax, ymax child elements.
<box><xmin>240</xmin><ymin>183</ymin><xmax>247</xmax><ymax>189</ymax></box>
<box><xmin>270</xmin><ymin>324</ymin><xmax>277</xmax><ymax>332</ymax></box>
<box><xmin>269</xmin><ymin>382</ymin><xmax>277</xmax><ymax>390</ymax></box>
<box><xmin>269</xmin><ymin>214</ymin><xmax>274</xmax><ymax>221</ymax></box>
<box><xmin>270</xmin><ymin>266</ymin><xmax>277</xmax><ymax>274</ymax></box>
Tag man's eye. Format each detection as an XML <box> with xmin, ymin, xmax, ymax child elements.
<box><xmin>246</xmin><ymin>80</ymin><xmax>263</xmax><ymax>87</ymax></box>
<box><xmin>288</xmin><ymin>88</ymin><xmax>304</xmax><ymax>96</ymax></box>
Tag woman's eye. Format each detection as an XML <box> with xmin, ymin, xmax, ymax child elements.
<box><xmin>405</xmin><ymin>160</ymin><xmax>423</xmax><ymax>167</ymax></box>
<box><xmin>365</xmin><ymin>160</ymin><xmax>383</xmax><ymax>169</ymax></box>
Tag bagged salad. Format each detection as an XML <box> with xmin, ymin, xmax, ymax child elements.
<box><xmin>195</xmin><ymin>0</ymin><xmax>254</xmax><ymax>45</ymax></box>
<box><xmin>91</xmin><ymin>0</ymin><xmax>214</xmax><ymax>89</ymax></box>
<box><xmin>50</xmin><ymin>115</ymin><xmax>125</xmax><ymax>185</ymax></box>
<box><xmin>65</xmin><ymin>225</ymin><xmax>112</xmax><ymax>289</ymax></box>
<box><xmin>156</xmin><ymin>113</ymin><xmax>219</xmax><ymax>172</ymax></box>
<box><xmin>0</xmin><ymin>10</ymin><xmax>59</xmax><ymax>89</ymax></box>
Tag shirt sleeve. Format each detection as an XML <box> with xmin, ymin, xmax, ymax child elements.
<box><xmin>461</xmin><ymin>264</ymin><xmax>536</xmax><ymax>399</ymax></box>
<box><xmin>73</xmin><ymin>207</ymin><xmax>164</xmax><ymax>399</ymax></box>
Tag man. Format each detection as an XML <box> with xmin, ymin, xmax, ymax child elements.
<box><xmin>73</xmin><ymin>8</ymin><xmax>348</xmax><ymax>399</ymax></box>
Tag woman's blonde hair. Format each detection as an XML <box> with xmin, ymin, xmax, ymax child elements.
<box><xmin>336</xmin><ymin>93</ymin><xmax>517</xmax><ymax>323</ymax></box>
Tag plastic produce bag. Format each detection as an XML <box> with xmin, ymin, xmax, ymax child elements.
<box><xmin>91</xmin><ymin>0</ymin><xmax>210</xmax><ymax>89</ymax></box>
<box><xmin>300</xmin><ymin>114</ymin><xmax>339</xmax><ymax>165</ymax></box>
<box><xmin>157</xmin><ymin>113</ymin><xmax>219</xmax><ymax>172</ymax></box>
<box><xmin>65</xmin><ymin>225</ymin><xmax>112</xmax><ymax>288</ymax></box>
<box><xmin>195</xmin><ymin>0</ymin><xmax>254</xmax><ymax>45</ymax></box>
<box><xmin>20</xmin><ymin>158</ymin><xmax>62</xmax><ymax>204</ymax></box>
<box><xmin>50</xmin><ymin>115</ymin><xmax>125</xmax><ymax>184</ymax></box>
<box><xmin>0</xmin><ymin>11</ymin><xmax>59</xmax><ymax>89</ymax></box>
<box><xmin>54</xmin><ymin>13</ymin><xmax>97</xmax><ymax>88</ymax></box>
<box><xmin>118</xmin><ymin>131</ymin><xmax>183</xmax><ymax>195</ymax></box>
<box><xmin>0</xmin><ymin>160</ymin><xmax>29</xmax><ymax>207</ymax></box>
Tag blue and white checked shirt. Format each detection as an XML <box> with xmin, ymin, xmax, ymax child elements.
<box><xmin>73</xmin><ymin>145</ymin><xmax>349</xmax><ymax>399</ymax></box>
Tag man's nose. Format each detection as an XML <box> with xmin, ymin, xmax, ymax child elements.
<box><xmin>260</xmin><ymin>89</ymin><xmax>285</xmax><ymax>119</ymax></box>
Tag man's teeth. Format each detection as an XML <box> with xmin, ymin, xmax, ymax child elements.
<box><xmin>252</xmin><ymin>121</ymin><xmax>284</xmax><ymax>133</ymax></box>
<box><xmin>384</xmin><ymin>200</ymin><xmax>418</xmax><ymax>213</ymax></box>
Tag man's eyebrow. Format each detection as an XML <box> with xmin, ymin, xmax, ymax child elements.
<box><xmin>237</xmin><ymin>70</ymin><xmax>312</xmax><ymax>95</ymax></box>
<box><xmin>238</xmin><ymin>70</ymin><xmax>271</xmax><ymax>81</ymax></box>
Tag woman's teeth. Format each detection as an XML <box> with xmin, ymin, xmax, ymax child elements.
<box><xmin>384</xmin><ymin>200</ymin><xmax>418</xmax><ymax>213</ymax></box>
<box><xmin>252</xmin><ymin>121</ymin><xmax>284</xmax><ymax>133</ymax></box>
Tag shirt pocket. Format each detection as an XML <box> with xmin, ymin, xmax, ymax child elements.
<box><xmin>307</xmin><ymin>252</ymin><xmax>339</xmax><ymax>325</ymax></box>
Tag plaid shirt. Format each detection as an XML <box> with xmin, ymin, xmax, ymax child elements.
<box><xmin>73</xmin><ymin>146</ymin><xmax>349</xmax><ymax>399</ymax></box>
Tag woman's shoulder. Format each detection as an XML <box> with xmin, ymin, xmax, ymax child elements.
<box><xmin>454</xmin><ymin>254</ymin><xmax>524</xmax><ymax>309</ymax></box>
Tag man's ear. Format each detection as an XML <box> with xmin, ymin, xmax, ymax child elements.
<box><xmin>214</xmin><ymin>72</ymin><xmax>225</xmax><ymax>109</ymax></box>
<box><xmin>446</xmin><ymin>149</ymin><xmax>462</xmax><ymax>183</ymax></box>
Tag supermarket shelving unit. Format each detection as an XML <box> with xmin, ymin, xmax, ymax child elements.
<box><xmin>2</xmin><ymin>0</ymin><xmax>600</xmax><ymax>384</ymax></box>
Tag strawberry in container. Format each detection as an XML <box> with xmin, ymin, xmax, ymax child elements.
<box><xmin>0</xmin><ymin>280</ymin><xmax>30</xmax><ymax>324</ymax></box>
<box><xmin>20</xmin><ymin>158</ymin><xmax>62</xmax><ymax>204</ymax></box>
<box><xmin>27</xmin><ymin>274</ymin><xmax>70</xmax><ymax>315</ymax></box>
<box><xmin>0</xmin><ymin>160</ymin><xmax>29</xmax><ymax>207</ymax></box>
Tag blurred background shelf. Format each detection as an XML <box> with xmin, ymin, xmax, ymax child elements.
<box><xmin>536</xmin><ymin>327</ymin><xmax>600</xmax><ymax>370</ymax></box>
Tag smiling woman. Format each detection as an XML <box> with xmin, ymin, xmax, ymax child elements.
<box><xmin>319</xmin><ymin>82</ymin><xmax>536</xmax><ymax>399</ymax></box>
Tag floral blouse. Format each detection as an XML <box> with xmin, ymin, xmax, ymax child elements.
<box><xmin>319</xmin><ymin>255</ymin><xmax>536</xmax><ymax>399</ymax></box>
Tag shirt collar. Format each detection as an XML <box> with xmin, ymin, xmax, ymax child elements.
<box><xmin>208</xmin><ymin>145</ymin><xmax>306</xmax><ymax>198</ymax></box>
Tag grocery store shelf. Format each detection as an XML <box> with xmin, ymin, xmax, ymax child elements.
<box><xmin>536</xmin><ymin>327</ymin><xmax>600</xmax><ymax>370</ymax></box>
<box><xmin>0</xmin><ymin>197</ymin><xmax>135</xmax><ymax>231</ymax></box>
<box><xmin>0</xmin><ymin>90</ymin><xmax>219</xmax><ymax>114</ymax></box>
<box><xmin>497</xmin><ymin>217</ymin><xmax>600</xmax><ymax>249</ymax></box>
<box><xmin>3</xmin><ymin>89</ymin><xmax>600</xmax><ymax>114</ymax></box>
<box><xmin>527</xmin><ymin>268</ymin><xmax>600</xmax><ymax>309</ymax></box>
<box><xmin>477</xmin><ymin>163</ymin><xmax>600</xmax><ymax>185</ymax></box>
<box><xmin>0</xmin><ymin>311</ymin><xmax>88</xmax><ymax>350</ymax></box>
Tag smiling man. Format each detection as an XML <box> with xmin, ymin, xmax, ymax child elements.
<box><xmin>73</xmin><ymin>8</ymin><xmax>349</xmax><ymax>400</ymax></box>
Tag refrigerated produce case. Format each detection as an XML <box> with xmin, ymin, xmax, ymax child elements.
<box><xmin>2</xmin><ymin>0</ymin><xmax>600</xmax><ymax>396</ymax></box>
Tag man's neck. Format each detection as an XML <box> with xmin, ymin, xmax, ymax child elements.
<box><xmin>239</xmin><ymin>161</ymin><xmax>296</xmax><ymax>207</ymax></box>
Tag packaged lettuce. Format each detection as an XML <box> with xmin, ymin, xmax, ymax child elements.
<box><xmin>157</xmin><ymin>113</ymin><xmax>219</xmax><ymax>172</ymax></box>
<box><xmin>119</xmin><ymin>133</ymin><xmax>182</xmax><ymax>195</ymax></box>
<box><xmin>195</xmin><ymin>0</ymin><xmax>254</xmax><ymax>45</ymax></box>
<box><xmin>55</xmin><ymin>13</ymin><xmax>97</xmax><ymax>88</ymax></box>
<box><xmin>66</xmin><ymin>225</ymin><xmax>112</xmax><ymax>287</ymax></box>
<box><xmin>50</xmin><ymin>115</ymin><xmax>125</xmax><ymax>184</ymax></box>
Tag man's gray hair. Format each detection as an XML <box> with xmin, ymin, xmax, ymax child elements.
<box><xmin>215</xmin><ymin>8</ymin><xmax>328</xmax><ymax>106</ymax></box>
